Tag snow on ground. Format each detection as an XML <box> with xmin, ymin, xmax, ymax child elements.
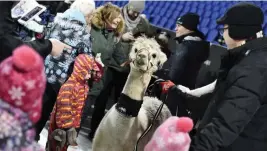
<box><xmin>38</xmin><ymin>128</ymin><xmax>92</xmax><ymax>151</ymax></box>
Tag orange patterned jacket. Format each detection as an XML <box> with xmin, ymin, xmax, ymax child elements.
<box><xmin>51</xmin><ymin>54</ymin><xmax>103</xmax><ymax>129</ymax></box>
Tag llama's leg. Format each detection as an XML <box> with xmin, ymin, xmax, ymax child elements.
<box><xmin>90</xmin><ymin>86</ymin><xmax>111</xmax><ymax>138</ymax></box>
<box><xmin>92</xmin><ymin>110</ymin><xmax>114</xmax><ymax>151</ymax></box>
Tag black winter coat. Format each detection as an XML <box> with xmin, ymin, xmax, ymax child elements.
<box><xmin>195</xmin><ymin>44</ymin><xmax>227</xmax><ymax>88</ymax></box>
<box><xmin>190</xmin><ymin>37</ymin><xmax>267</xmax><ymax>151</ymax></box>
<box><xmin>0</xmin><ymin>2</ymin><xmax>52</xmax><ymax>62</ymax></box>
<box><xmin>169</xmin><ymin>32</ymin><xmax>210</xmax><ymax>89</ymax></box>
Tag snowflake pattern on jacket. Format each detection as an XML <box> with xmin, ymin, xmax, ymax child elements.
<box><xmin>44</xmin><ymin>9</ymin><xmax>92</xmax><ymax>88</ymax></box>
<box><xmin>0</xmin><ymin>99</ymin><xmax>43</xmax><ymax>151</ymax></box>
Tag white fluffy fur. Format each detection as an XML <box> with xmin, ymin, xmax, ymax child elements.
<box><xmin>92</xmin><ymin>37</ymin><xmax>171</xmax><ymax>151</ymax></box>
<box><xmin>70</xmin><ymin>0</ymin><xmax>95</xmax><ymax>16</ymax></box>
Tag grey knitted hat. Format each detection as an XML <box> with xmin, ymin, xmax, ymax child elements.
<box><xmin>127</xmin><ymin>0</ymin><xmax>145</xmax><ymax>13</ymax></box>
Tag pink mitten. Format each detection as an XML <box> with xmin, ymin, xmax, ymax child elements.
<box><xmin>144</xmin><ymin>116</ymin><xmax>193</xmax><ymax>151</ymax></box>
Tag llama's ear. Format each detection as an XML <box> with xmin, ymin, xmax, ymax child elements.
<box><xmin>157</xmin><ymin>51</ymin><xmax>167</xmax><ymax>69</ymax></box>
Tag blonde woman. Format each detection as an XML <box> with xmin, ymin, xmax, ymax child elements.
<box><xmin>80</xmin><ymin>2</ymin><xmax>126</xmax><ymax>140</ymax></box>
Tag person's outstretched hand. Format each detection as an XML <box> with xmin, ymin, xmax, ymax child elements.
<box><xmin>160</xmin><ymin>80</ymin><xmax>175</xmax><ymax>94</ymax></box>
<box><xmin>95</xmin><ymin>53</ymin><xmax>104</xmax><ymax>67</ymax></box>
<box><xmin>49</xmin><ymin>38</ymin><xmax>72</xmax><ymax>57</ymax></box>
<box><xmin>177</xmin><ymin>85</ymin><xmax>191</xmax><ymax>93</ymax></box>
<box><xmin>121</xmin><ymin>32</ymin><xmax>135</xmax><ymax>41</ymax></box>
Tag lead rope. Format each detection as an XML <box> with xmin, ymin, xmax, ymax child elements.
<box><xmin>133</xmin><ymin>78</ymin><xmax>168</xmax><ymax>151</ymax></box>
<box><xmin>130</xmin><ymin>49</ymin><xmax>164</xmax><ymax>151</ymax></box>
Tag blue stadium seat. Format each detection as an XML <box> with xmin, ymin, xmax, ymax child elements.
<box><xmin>211</xmin><ymin>12</ymin><xmax>220</xmax><ymax>19</ymax></box>
<box><xmin>152</xmin><ymin>7</ymin><xmax>161</xmax><ymax>15</ymax></box>
<box><xmin>183</xmin><ymin>6</ymin><xmax>191</xmax><ymax>13</ymax></box>
<box><xmin>159</xmin><ymin>17</ymin><xmax>168</xmax><ymax>27</ymax></box>
<box><xmin>203</xmin><ymin>11</ymin><xmax>212</xmax><ymax>18</ymax></box>
<box><xmin>205</xmin><ymin>4</ymin><xmax>212</xmax><ymax>11</ymax></box>
<box><xmin>164</xmin><ymin>2</ymin><xmax>171</xmax><ymax>9</ymax></box>
<box><xmin>165</xmin><ymin>10</ymin><xmax>173</xmax><ymax>18</ymax></box>
<box><xmin>197</xmin><ymin>9</ymin><xmax>204</xmax><ymax>16</ymax></box>
<box><xmin>158</xmin><ymin>1</ymin><xmax>165</xmax><ymax>7</ymax></box>
<box><xmin>191</xmin><ymin>2</ymin><xmax>198</xmax><ymax>8</ymax></box>
<box><xmin>147</xmin><ymin>6</ymin><xmax>154</xmax><ymax>14</ymax></box>
<box><xmin>263</xmin><ymin>4</ymin><xmax>267</xmax><ymax>11</ymax></box>
<box><xmin>200</xmin><ymin>27</ymin><xmax>209</xmax><ymax>36</ymax></box>
<box><xmin>212</xmin><ymin>6</ymin><xmax>220</xmax><ymax>12</ymax></box>
<box><xmin>176</xmin><ymin>5</ymin><xmax>184</xmax><ymax>12</ymax></box>
<box><xmin>200</xmin><ymin>18</ymin><xmax>210</xmax><ymax>28</ymax></box>
<box><xmin>151</xmin><ymin>16</ymin><xmax>161</xmax><ymax>25</ymax></box>
<box><xmin>171</xmin><ymin>10</ymin><xmax>181</xmax><ymax>20</ymax></box>
<box><xmin>95</xmin><ymin>1</ymin><xmax>267</xmax><ymax>43</ymax></box>
<box><xmin>198</xmin><ymin>3</ymin><xmax>205</xmax><ymax>9</ymax></box>
<box><xmin>146</xmin><ymin>1</ymin><xmax>153</xmax><ymax>6</ymax></box>
<box><xmin>207</xmin><ymin>29</ymin><xmax>219</xmax><ymax>42</ymax></box>
<box><xmin>169</xmin><ymin>4</ymin><xmax>177</xmax><ymax>11</ymax></box>
<box><xmin>159</xmin><ymin>7</ymin><xmax>168</xmax><ymax>16</ymax></box>
<box><xmin>219</xmin><ymin>9</ymin><xmax>226</xmax><ymax>16</ymax></box>
<box><xmin>190</xmin><ymin>7</ymin><xmax>197</xmax><ymax>13</ymax></box>
<box><xmin>209</xmin><ymin>20</ymin><xmax>218</xmax><ymax>29</ymax></box>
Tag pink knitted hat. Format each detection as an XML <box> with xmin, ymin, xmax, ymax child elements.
<box><xmin>0</xmin><ymin>45</ymin><xmax>46</xmax><ymax>123</ymax></box>
<box><xmin>144</xmin><ymin>116</ymin><xmax>193</xmax><ymax>151</ymax></box>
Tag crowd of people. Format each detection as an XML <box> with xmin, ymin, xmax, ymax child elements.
<box><xmin>0</xmin><ymin>0</ymin><xmax>267</xmax><ymax>151</ymax></box>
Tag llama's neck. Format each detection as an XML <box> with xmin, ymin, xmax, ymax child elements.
<box><xmin>122</xmin><ymin>69</ymin><xmax>152</xmax><ymax>101</ymax></box>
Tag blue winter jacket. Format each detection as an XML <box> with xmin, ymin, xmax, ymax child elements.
<box><xmin>44</xmin><ymin>9</ymin><xmax>92</xmax><ymax>90</ymax></box>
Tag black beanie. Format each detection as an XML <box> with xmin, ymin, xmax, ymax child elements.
<box><xmin>176</xmin><ymin>13</ymin><xmax>200</xmax><ymax>31</ymax></box>
<box><xmin>217</xmin><ymin>2</ymin><xmax>264</xmax><ymax>40</ymax></box>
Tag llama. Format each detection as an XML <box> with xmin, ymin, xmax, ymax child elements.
<box><xmin>92</xmin><ymin>36</ymin><xmax>172</xmax><ymax>151</ymax></box>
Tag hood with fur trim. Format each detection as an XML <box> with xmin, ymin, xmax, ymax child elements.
<box><xmin>91</xmin><ymin>5</ymin><xmax>125</xmax><ymax>36</ymax></box>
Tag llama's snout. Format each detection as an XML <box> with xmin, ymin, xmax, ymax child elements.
<box><xmin>137</xmin><ymin>53</ymin><xmax>147</xmax><ymax>59</ymax></box>
<box><xmin>136</xmin><ymin>52</ymin><xmax>149</xmax><ymax>66</ymax></box>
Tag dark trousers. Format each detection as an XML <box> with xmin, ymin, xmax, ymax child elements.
<box><xmin>34</xmin><ymin>82</ymin><xmax>59</xmax><ymax>141</ymax></box>
<box><xmin>89</xmin><ymin>68</ymin><xmax>128</xmax><ymax>137</ymax></box>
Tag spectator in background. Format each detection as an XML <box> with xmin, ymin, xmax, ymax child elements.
<box><xmin>163</xmin><ymin>13</ymin><xmax>210</xmax><ymax>116</ymax></box>
<box><xmin>190</xmin><ymin>3</ymin><xmax>267</xmax><ymax>151</ymax></box>
<box><xmin>0</xmin><ymin>46</ymin><xmax>46</xmax><ymax>150</ymax></box>
<box><xmin>87</xmin><ymin>0</ymin><xmax>153</xmax><ymax>140</ymax></box>
<box><xmin>169</xmin><ymin>13</ymin><xmax>210</xmax><ymax>89</ymax></box>
<box><xmin>79</xmin><ymin>2</ymin><xmax>125</xmax><ymax>140</ymax></box>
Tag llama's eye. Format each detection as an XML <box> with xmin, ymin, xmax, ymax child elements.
<box><xmin>152</xmin><ymin>54</ymin><xmax>157</xmax><ymax>58</ymax></box>
<box><xmin>135</xmin><ymin>48</ymin><xmax>138</xmax><ymax>53</ymax></box>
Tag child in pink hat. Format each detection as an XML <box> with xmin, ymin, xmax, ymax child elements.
<box><xmin>145</xmin><ymin>116</ymin><xmax>193</xmax><ymax>151</ymax></box>
<box><xmin>0</xmin><ymin>45</ymin><xmax>46</xmax><ymax>150</ymax></box>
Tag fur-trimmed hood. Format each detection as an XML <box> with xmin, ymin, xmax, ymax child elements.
<box><xmin>54</xmin><ymin>9</ymin><xmax>87</xmax><ymax>30</ymax></box>
<box><xmin>91</xmin><ymin>5</ymin><xmax>125</xmax><ymax>36</ymax></box>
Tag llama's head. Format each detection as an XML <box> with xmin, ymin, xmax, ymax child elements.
<box><xmin>129</xmin><ymin>36</ymin><xmax>167</xmax><ymax>73</ymax></box>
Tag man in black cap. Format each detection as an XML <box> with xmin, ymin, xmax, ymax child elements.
<box><xmin>165</xmin><ymin>13</ymin><xmax>210</xmax><ymax>116</ymax></box>
<box><xmin>169</xmin><ymin>13</ymin><xmax>210</xmax><ymax>89</ymax></box>
<box><xmin>190</xmin><ymin>2</ymin><xmax>267</xmax><ymax>151</ymax></box>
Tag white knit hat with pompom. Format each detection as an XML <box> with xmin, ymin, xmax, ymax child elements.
<box><xmin>70</xmin><ymin>0</ymin><xmax>95</xmax><ymax>16</ymax></box>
